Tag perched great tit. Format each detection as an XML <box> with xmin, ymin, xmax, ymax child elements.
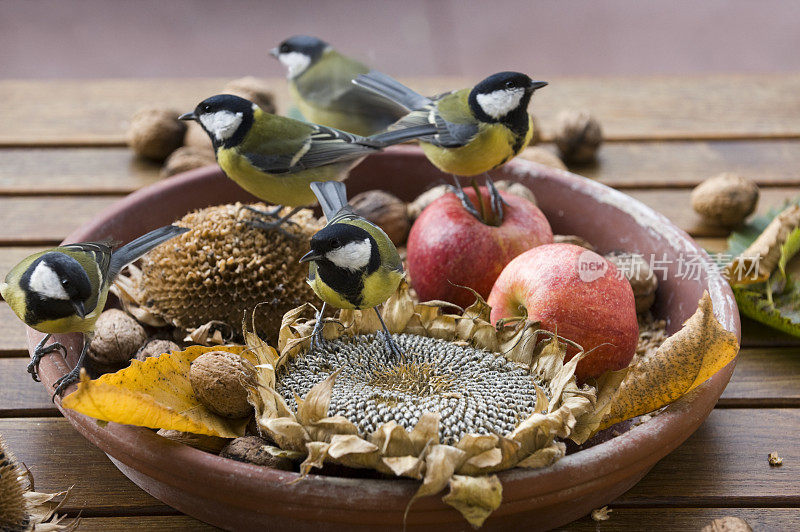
<box><xmin>300</xmin><ymin>181</ymin><xmax>405</xmax><ymax>359</ymax></box>
<box><xmin>180</xmin><ymin>94</ymin><xmax>432</xmax><ymax>228</ymax></box>
<box><xmin>354</xmin><ymin>71</ymin><xmax>547</xmax><ymax>221</ymax></box>
<box><xmin>271</xmin><ymin>35</ymin><xmax>407</xmax><ymax>136</ymax></box>
<box><xmin>0</xmin><ymin>225</ymin><xmax>188</xmax><ymax>397</ymax></box>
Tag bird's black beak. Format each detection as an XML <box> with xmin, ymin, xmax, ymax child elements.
<box><xmin>269</xmin><ymin>47</ymin><xmax>280</xmax><ymax>58</ymax></box>
<box><xmin>179</xmin><ymin>112</ymin><xmax>197</xmax><ymax>121</ymax></box>
<box><xmin>299</xmin><ymin>250</ymin><xmax>323</xmax><ymax>263</ymax></box>
<box><xmin>72</xmin><ymin>301</ymin><xmax>86</xmax><ymax>319</ymax></box>
<box><xmin>530</xmin><ymin>80</ymin><xmax>548</xmax><ymax>91</ymax></box>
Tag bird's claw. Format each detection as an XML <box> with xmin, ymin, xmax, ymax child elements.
<box><xmin>245</xmin><ymin>219</ymin><xmax>299</xmax><ymax>239</ymax></box>
<box><xmin>449</xmin><ymin>180</ymin><xmax>482</xmax><ymax>220</ymax></box>
<box><xmin>51</xmin><ymin>366</ymin><xmax>81</xmax><ymax>400</ymax></box>
<box><xmin>485</xmin><ymin>176</ymin><xmax>505</xmax><ymax>225</ymax></box>
<box><xmin>381</xmin><ymin>330</ymin><xmax>406</xmax><ymax>363</ymax></box>
<box><xmin>28</xmin><ymin>337</ymin><xmax>66</xmax><ymax>383</ymax></box>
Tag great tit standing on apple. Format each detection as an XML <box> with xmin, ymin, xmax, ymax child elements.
<box><xmin>0</xmin><ymin>225</ymin><xmax>188</xmax><ymax>397</ymax></box>
<box><xmin>271</xmin><ymin>35</ymin><xmax>407</xmax><ymax>136</ymax></box>
<box><xmin>300</xmin><ymin>181</ymin><xmax>405</xmax><ymax>359</ymax></box>
<box><xmin>354</xmin><ymin>71</ymin><xmax>547</xmax><ymax>222</ymax></box>
<box><xmin>180</xmin><ymin>94</ymin><xmax>433</xmax><ymax>229</ymax></box>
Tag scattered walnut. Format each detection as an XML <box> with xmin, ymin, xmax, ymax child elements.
<box><xmin>87</xmin><ymin>309</ymin><xmax>147</xmax><ymax>365</ymax></box>
<box><xmin>768</xmin><ymin>451</ymin><xmax>783</xmax><ymax>467</ymax></box>
<box><xmin>691</xmin><ymin>173</ymin><xmax>759</xmax><ymax>227</ymax></box>
<box><xmin>605</xmin><ymin>251</ymin><xmax>658</xmax><ymax>313</ymax></box>
<box><xmin>223</xmin><ymin>76</ymin><xmax>277</xmax><ymax>114</ymax></box>
<box><xmin>127</xmin><ymin>107</ymin><xmax>186</xmax><ymax>162</ymax></box>
<box><xmin>518</xmin><ymin>146</ymin><xmax>567</xmax><ymax>170</ymax></box>
<box><xmin>189</xmin><ymin>351</ymin><xmax>254</xmax><ymax>418</ymax></box>
<box><xmin>161</xmin><ymin>146</ymin><xmax>217</xmax><ymax>177</ymax></box>
<box><xmin>701</xmin><ymin>516</ymin><xmax>753</xmax><ymax>532</ymax></box>
<box><xmin>553</xmin><ymin>109</ymin><xmax>603</xmax><ymax>164</ymax></box>
<box><xmin>135</xmin><ymin>339</ymin><xmax>180</xmax><ymax>361</ymax></box>
<box><xmin>494</xmin><ymin>180</ymin><xmax>537</xmax><ymax>205</ymax></box>
<box><xmin>553</xmin><ymin>234</ymin><xmax>595</xmax><ymax>251</ymax></box>
<box><xmin>350</xmin><ymin>190</ymin><xmax>410</xmax><ymax>246</ymax></box>
<box><xmin>591</xmin><ymin>506</ymin><xmax>612</xmax><ymax>522</ymax></box>
<box><xmin>220</xmin><ymin>435</ymin><xmax>294</xmax><ymax>470</ymax></box>
<box><xmin>407</xmin><ymin>184</ymin><xmax>450</xmax><ymax>220</ymax></box>
<box><xmin>156</xmin><ymin>429</ymin><xmax>229</xmax><ymax>453</ymax></box>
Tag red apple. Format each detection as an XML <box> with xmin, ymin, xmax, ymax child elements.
<box><xmin>488</xmin><ymin>243</ymin><xmax>638</xmax><ymax>381</ymax></box>
<box><xmin>407</xmin><ymin>186</ymin><xmax>553</xmax><ymax>308</ymax></box>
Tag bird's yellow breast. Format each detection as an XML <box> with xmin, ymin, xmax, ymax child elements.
<box><xmin>308</xmin><ymin>266</ymin><xmax>404</xmax><ymax>310</ymax></box>
<box><xmin>421</xmin><ymin>117</ymin><xmax>532</xmax><ymax>176</ymax></box>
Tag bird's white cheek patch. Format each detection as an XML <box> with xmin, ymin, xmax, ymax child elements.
<box><xmin>326</xmin><ymin>239</ymin><xmax>372</xmax><ymax>271</ymax></box>
<box><xmin>29</xmin><ymin>262</ymin><xmax>69</xmax><ymax>300</ymax></box>
<box><xmin>199</xmin><ymin>110</ymin><xmax>243</xmax><ymax>141</ymax></box>
<box><xmin>476</xmin><ymin>88</ymin><xmax>524</xmax><ymax>119</ymax></box>
<box><xmin>279</xmin><ymin>52</ymin><xmax>311</xmax><ymax>78</ymax></box>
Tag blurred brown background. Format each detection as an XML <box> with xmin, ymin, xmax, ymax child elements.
<box><xmin>2</xmin><ymin>0</ymin><xmax>799</xmax><ymax>80</ymax></box>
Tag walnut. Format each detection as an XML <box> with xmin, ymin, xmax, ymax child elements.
<box><xmin>135</xmin><ymin>339</ymin><xmax>180</xmax><ymax>361</ymax></box>
<box><xmin>183</xmin><ymin>121</ymin><xmax>213</xmax><ymax>151</ymax></box>
<box><xmin>553</xmin><ymin>234</ymin><xmax>595</xmax><ymax>251</ymax></box>
<box><xmin>605</xmin><ymin>251</ymin><xmax>658</xmax><ymax>313</ymax></box>
<box><xmin>189</xmin><ymin>351</ymin><xmax>254</xmax><ymax>418</ymax></box>
<box><xmin>691</xmin><ymin>173</ymin><xmax>759</xmax><ymax>227</ymax></box>
<box><xmin>127</xmin><ymin>107</ymin><xmax>186</xmax><ymax>162</ymax></box>
<box><xmin>220</xmin><ymin>436</ymin><xmax>294</xmax><ymax>470</ymax></box>
<box><xmin>517</xmin><ymin>146</ymin><xmax>567</xmax><ymax>170</ymax></box>
<box><xmin>87</xmin><ymin>309</ymin><xmax>147</xmax><ymax>365</ymax></box>
<box><xmin>161</xmin><ymin>146</ymin><xmax>217</xmax><ymax>177</ymax></box>
<box><xmin>350</xmin><ymin>190</ymin><xmax>410</xmax><ymax>246</ymax></box>
<box><xmin>223</xmin><ymin>76</ymin><xmax>277</xmax><ymax>114</ymax></box>
<box><xmin>494</xmin><ymin>180</ymin><xmax>537</xmax><ymax>205</ymax></box>
<box><xmin>553</xmin><ymin>109</ymin><xmax>603</xmax><ymax>164</ymax></box>
<box><xmin>407</xmin><ymin>184</ymin><xmax>450</xmax><ymax>220</ymax></box>
<box><xmin>701</xmin><ymin>516</ymin><xmax>752</xmax><ymax>532</ymax></box>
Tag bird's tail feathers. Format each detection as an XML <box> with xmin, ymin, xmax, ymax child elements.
<box><xmin>109</xmin><ymin>225</ymin><xmax>189</xmax><ymax>278</ymax></box>
<box><xmin>310</xmin><ymin>181</ymin><xmax>349</xmax><ymax>221</ymax></box>
<box><xmin>353</xmin><ymin>71</ymin><xmax>431</xmax><ymax>110</ymax></box>
<box><xmin>364</xmin><ymin>124</ymin><xmax>439</xmax><ymax>147</ymax></box>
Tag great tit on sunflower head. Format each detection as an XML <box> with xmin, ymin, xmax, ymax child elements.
<box><xmin>1</xmin><ymin>224</ymin><xmax>188</xmax><ymax>397</ymax></box>
<box><xmin>180</xmin><ymin>94</ymin><xmax>433</xmax><ymax>228</ymax></box>
<box><xmin>270</xmin><ymin>35</ymin><xmax>408</xmax><ymax>136</ymax></box>
<box><xmin>300</xmin><ymin>181</ymin><xmax>405</xmax><ymax>359</ymax></box>
<box><xmin>353</xmin><ymin>70</ymin><xmax>547</xmax><ymax>223</ymax></box>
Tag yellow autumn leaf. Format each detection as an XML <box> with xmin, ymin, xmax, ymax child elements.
<box><xmin>599</xmin><ymin>291</ymin><xmax>739</xmax><ymax>429</ymax></box>
<box><xmin>62</xmin><ymin>345</ymin><xmax>249</xmax><ymax>438</ymax></box>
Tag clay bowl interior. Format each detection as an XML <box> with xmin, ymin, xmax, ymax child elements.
<box><xmin>32</xmin><ymin>146</ymin><xmax>740</xmax><ymax>531</ymax></box>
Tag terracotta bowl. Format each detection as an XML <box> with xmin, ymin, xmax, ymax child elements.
<box><xmin>32</xmin><ymin>146</ymin><xmax>740</xmax><ymax>531</ymax></box>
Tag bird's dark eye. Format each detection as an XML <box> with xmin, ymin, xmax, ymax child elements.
<box><xmin>201</xmin><ymin>103</ymin><xmax>211</xmax><ymax>112</ymax></box>
<box><xmin>61</xmin><ymin>278</ymin><xmax>69</xmax><ymax>286</ymax></box>
<box><xmin>280</xmin><ymin>44</ymin><xmax>290</xmax><ymax>53</ymax></box>
<box><xmin>330</xmin><ymin>239</ymin><xmax>341</xmax><ymax>249</ymax></box>
<box><xmin>505</xmin><ymin>80</ymin><xmax>515</xmax><ymax>89</ymax></box>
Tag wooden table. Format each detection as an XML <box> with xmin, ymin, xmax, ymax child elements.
<box><xmin>1</xmin><ymin>76</ymin><xmax>799</xmax><ymax>531</ymax></box>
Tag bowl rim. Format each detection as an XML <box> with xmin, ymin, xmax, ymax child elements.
<box><xmin>30</xmin><ymin>146</ymin><xmax>740</xmax><ymax>520</ymax></box>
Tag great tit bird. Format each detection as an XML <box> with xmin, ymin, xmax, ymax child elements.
<box><xmin>300</xmin><ymin>181</ymin><xmax>405</xmax><ymax>359</ymax></box>
<box><xmin>354</xmin><ymin>71</ymin><xmax>547</xmax><ymax>221</ymax></box>
<box><xmin>180</xmin><ymin>94</ymin><xmax>432</xmax><ymax>228</ymax></box>
<box><xmin>271</xmin><ymin>35</ymin><xmax>407</xmax><ymax>136</ymax></box>
<box><xmin>0</xmin><ymin>225</ymin><xmax>188</xmax><ymax>397</ymax></box>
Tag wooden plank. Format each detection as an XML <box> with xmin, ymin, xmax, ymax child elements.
<box><xmin>0</xmin><ymin>303</ymin><xmax>30</xmax><ymax>356</ymax></box>
<box><xmin>0</xmin><ymin>196</ymin><xmax>119</xmax><ymax>244</ymax></box>
<box><xmin>0</xmin><ymin>417</ymin><xmax>174</xmax><ymax>514</ymax></box>
<box><xmin>67</xmin><ymin>516</ymin><xmax>216</xmax><ymax>530</ymax></box>
<box><xmin>0</xmin><ymin>357</ymin><xmax>57</xmax><ymax>415</ymax></box>
<box><xmin>617</xmin><ymin>409</ymin><xmax>799</xmax><ymax>506</ymax></box>
<box><xmin>0</xmin><ymin>148</ymin><xmax>162</xmax><ymax>194</ymax></box>
<box><xmin>719</xmin><ymin>347</ymin><xmax>800</xmax><ymax>407</ymax></box>
<box><xmin>562</xmin><ymin>507</ymin><xmax>800</xmax><ymax>531</ymax></box>
<box><xmin>2</xmin><ymin>75</ymin><xmax>800</xmax><ymax>145</ymax></box>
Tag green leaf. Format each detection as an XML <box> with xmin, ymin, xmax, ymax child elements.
<box><xmin>726</xmin><ymin>199</ymin><xmax>800</xmax><ymax>256</ymax></box>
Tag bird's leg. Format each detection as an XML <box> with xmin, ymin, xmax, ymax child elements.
<box><xmin>374</xmin><ymin>306</ymin><xmax>406</xmax><ymax>363</ymax></box>
<box><xmin>27</xmin><ymin>334</ymin><xmax>66</xmax><ymax>383</ymax></box>
<box><xmin>448</xmin><ymin>175</ymin><xmax>482</xmax><ymax>220</ymax></box>
<box><xmin>51</xmin><ymin>334</ymin><xmax>90</xmax><ymax>400</ymax></box>
<box><xmin>484</xmin><ymin>173</ymin><xmax>506</xmax><ymax>226</ymax></box>
<box><xmin>243</xmin><ymin>204</ymin><xmax>285</xmax><ymax>218</ymax></box>
<box><xmin>309</xmin><ymin>302</ymin><xmax>327</xmax><ymax>352</ymax></box>
<box><xmin>246</xmin><ymin>206</ymin><xmax>305</xmax><ymax>238</ymax></box>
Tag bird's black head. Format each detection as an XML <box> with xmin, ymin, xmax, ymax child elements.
<box><xmin>21</xmin><ymin>252</ymin><xmax>92</xmax><ymax>324</ymax></box>
<box><xmin>468</xmin><ymin>72</ymin><xmax>547</xmax><ymax>128</ymax></box>
<box><xmin>179</xmin><ymin>94</ymin><xmax>255</xmax><ymax>149</ymax></box>
<box><xmin>270</xmin><ymin>35</ymin><xmax>330</xmax><ymax>78</ymax></box>
<box><xmin>302</xmin><ymin>223</ymin><xmax>379</xmax><ymax>274</ymax></box>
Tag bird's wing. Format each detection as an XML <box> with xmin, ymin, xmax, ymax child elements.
<box><xmin>352</xmin><ymin>70</ymin><xmax>433</xmax><ymax>111</ymax></box>
<box><xmin>243</xmin><ymin>124</ymin><xmax>378</xmax><ymax>174</ymax></box>
<box><xmin>390</xmin><ymin>90</ymin><xmax>479</xmax><ymax>148</ymax></box>
<box><xmin>60</xmin><ymin>242</ymin><xmax>114</xmax><ymax>314</ymax></box>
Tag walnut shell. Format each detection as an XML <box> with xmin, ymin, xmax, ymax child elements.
<box><xmin>223</xmin><ymin>77</ymin><xmax>277</xmax><ymax>114</ymax></box>
<box><xmin>350</xmin><ymin>190</ymin><xmax>410</xmax><ymax>246</ymax></box>
<box><xmin>407</xmin><ymin>184</ymin><xmax>450</xmax><ymax>220</ymax></box>
<box><xmin>189</xmin><ymin>351</ymin><xmax>254</xmax><ymax>418</ymax></box>
<box><xmin>87</xmin><ymin>309</ymin><xmax>147</xmax><ymax>365</ymax></box>
<box><xmin>518</xmin><ymin>147</ymin><xmax>567</xmax><ymax>170</ymax></box>
<box><xmin>605</xmin><ymin>251</ymin><xmax>658</xmax><ymax>313</ymax></box>
<box><xmin>553</xmin><ymin>109</ymin><xmax>603</xmax><ymax>164</ymax></box>
<box><xmin>691</xmin><ymin>173</ymin><xmax>759</xmax><ymax>227</ymax></box>
<box><xmin>494</xmin><ymin>180</ymin><xmax>537</xmax><ymax>205</ymax></box>
<box><xmin>127</xmin><ymin>107</ymin><xmax>186</xmax><ymax>162</ymax></box>
<box><xmin>220</xmin><ymin>435</ymin><xmax>294</xmax><ymax>470</ymax></box>
<box><xmin>135</xmin><ymin>339</ymin><xmax>180</xmax><ymax>361</ymax></box>
<box><xmin>161</xmin><ymin>146</ymin><xmax>217</xmax><ymax>177</ymax></box>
